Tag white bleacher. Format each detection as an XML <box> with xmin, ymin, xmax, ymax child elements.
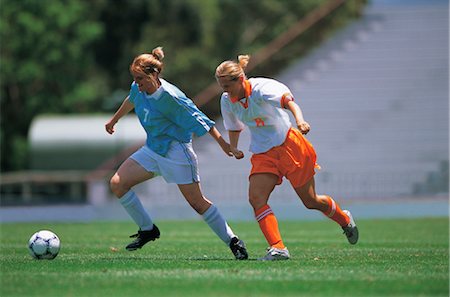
<box><xmin>276</xmin><ymin>0</ymin><xmax>449</xmax><ymax>199</ymax></box>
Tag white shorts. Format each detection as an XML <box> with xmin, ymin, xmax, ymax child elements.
<box><xmin>130</xmin><ymin>141</ymin><xmax>200</xmax><ymax>184</ymax></box>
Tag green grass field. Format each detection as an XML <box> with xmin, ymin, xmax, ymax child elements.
<box><xmin>1</xmin><ymin>217</ymin><xmax>448</xmax><ymax>297</ymax></box>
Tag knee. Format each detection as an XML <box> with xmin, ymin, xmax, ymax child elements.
<box><xmin>248</xmin><ymin>193</ymin><xmax>266</xmax><ymax>211</ymax></box>
<box><xmin>110</xmin><ymin>174</ymin><xmax>129</xmax><ymax>198</ymax></box>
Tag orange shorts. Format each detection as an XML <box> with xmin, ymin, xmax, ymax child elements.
<box><xmin>250</xmin><ymin>128</ymin><xmax>318</xmax><ymax>188</ymax></box>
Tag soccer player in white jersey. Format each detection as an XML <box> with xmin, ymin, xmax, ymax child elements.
<box><xmin>105</xmin><ymin>47</ymin><xmax>248</xmax><ymax>260</ymax></box>
<box><xmin>215</xmin><ymin>55</ymin><xmax>358</xmax><ymax>261</ymax></box>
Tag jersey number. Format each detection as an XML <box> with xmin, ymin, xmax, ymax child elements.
<box><xmin>254</xmin><ymin>118</ymin><xmax>265</xmax><ymax>127</ymax></box>
<box><xmin>143</xmin><ymin>108</ymin><xmax>150</xmax><ymax>122</ymax></box>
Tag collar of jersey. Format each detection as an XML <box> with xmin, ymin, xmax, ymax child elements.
<box><xmin>145</xmin><ymin>84</ymin><xmax>164</xmax><ymax>100</ymax></box>
<box><xmin>230</xmin><ymin>80</ymin><xmax>252</xmax><ymax>103</ymax></box>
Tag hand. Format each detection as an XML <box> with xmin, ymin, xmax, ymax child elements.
<box><xmin>105</xmin><ymin>120</ymin><xmax>117</xmax><ymax>134</ymax></box>
<box><xmin>230</xmin><ymin>146</ymin><xmax>244</xmax><ymax>159</ymax></box>
<box><xmin>297</xmin><ymin>121</ymin><xmax>310</xmax><ymax>134</ymax></box>
<box><xmin>220</xmin><ymin>142</ymin><xmax>234</xmax><ymax>157</ymax></box>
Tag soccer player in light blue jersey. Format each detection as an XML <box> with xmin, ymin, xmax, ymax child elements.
<box><xmin>105</xmin><ymin>47</ymin><xmax>247</xmax><ymax>260</ymax></box>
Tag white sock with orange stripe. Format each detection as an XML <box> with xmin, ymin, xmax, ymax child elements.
<box><xmin>255</xmin><ymin>204</ymin><xmax>285</xmax><ymax>249</ymax></box>
<box><xmin>322</xmin><ymin>195</ymin><xmax>350</xmax><ymax>227</ymax></box>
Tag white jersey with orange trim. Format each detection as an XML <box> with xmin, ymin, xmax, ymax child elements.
<box><xmin>221</xmin><ymin>77</ymin><xmax>294</xmax><ymax>154</ymax></box>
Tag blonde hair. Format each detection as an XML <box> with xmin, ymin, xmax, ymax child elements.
<box><xmin>215</xmin><ymin>55</ymin><xmax>250</xmax><ymax>81</ymax></box>
<box><xmin>130</xmin><ymin>46</ymin><xmax>165</xmax><ymax>76</ymax></box>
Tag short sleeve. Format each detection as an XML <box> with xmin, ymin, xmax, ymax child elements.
<box><xmin>260</xmin><ymin>80</ymin><xmax>293</xmax><ymax>108</ymax></box>
<box><xmin>157</xmin><ymin>92</ymin><xmax>214</xmax><ymax>137</ymax></box>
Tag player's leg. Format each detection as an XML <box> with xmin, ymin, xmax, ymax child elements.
<box><xmin>110</xmin><ymin>157</ymin><xmax>160</xmax><ymax>250</ymax></box>
<box><xmin>177</xmin><ymin>182</ymin><xmax>211</xmax><ymax>214</ymax></box>
<box><xmin>249</xmin><ymin>173</ymin><xmax>290</xmax><ymax>260</ymax></box>
<box><xmin>178</xmin><ymin>183</ymin><xmax>248</xmax><ymax>259</ymax></box>
<box><xmin>110</xmin><ymin>157</ymin><xmax>154</xmax><ymax>197</ymax></box>
<box><xmin>293</xmin><ymin>177</ymin><xmax>358</xmax><ymax>244</ymax></box>
<box><xmin>177</xmin><ymin>182</ymin><xmax>248</xmax><ymax>260</ymax></box>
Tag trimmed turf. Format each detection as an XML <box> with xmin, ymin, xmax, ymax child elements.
<box><xmin>0</xmin><ymin>218</ymin><xmax>448</xmax><ymax>297</ymax></box>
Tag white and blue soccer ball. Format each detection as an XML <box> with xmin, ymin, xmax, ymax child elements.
<box><xmin>28</xmin><ymin>230</ymin><xmax>60</xmax><ymax>260</ymax></box>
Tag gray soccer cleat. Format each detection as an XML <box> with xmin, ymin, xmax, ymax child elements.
<box><xmin>258</xmin><ymin>246</ymin><xmax>290</xmax><ymax>261</ymax></box>
<box><xmin>342</xmin><ymin>210</ymin><xmax>359</xmax><ymax>245</ymax></box>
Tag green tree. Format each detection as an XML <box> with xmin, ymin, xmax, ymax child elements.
<box><xmin>0</xmin><ymin>0</ymin><xmax>104</xmax><ymax>171</ymax></box>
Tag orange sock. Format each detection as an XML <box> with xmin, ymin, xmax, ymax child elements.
<box><xmin>322</xmin><ymin>196</ymin><xmax>350</xmax><ymax>227</ymax></box>
<box><xmin>255</xmin><ymin>204</ymin><xmax>285</xmax><ymax>249</ymax></box>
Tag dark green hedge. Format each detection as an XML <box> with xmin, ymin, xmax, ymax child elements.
<box><xmin>0</xmin><ymin>0</ymin><xmax>367</xmax><ymax>171</ymax></box>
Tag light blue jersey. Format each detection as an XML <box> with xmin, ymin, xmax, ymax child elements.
<box><xmin>128</xmin><ymin>79</ymin><xmax>214</xmax><ymax>156</ymax></box>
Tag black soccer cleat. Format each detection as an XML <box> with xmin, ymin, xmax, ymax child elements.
<box><xmin>229</xmin><ymin>237</ymin><xmax>248</xmax><ymax>260</ymax></box>
<box><xmin>126</xmin><ymin>224</ymin><xmax>160</xmax><ymax>251</ymax></box>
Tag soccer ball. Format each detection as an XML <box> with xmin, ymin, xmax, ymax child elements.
<box><xmin>28</xmin><ymin>230</ymin><xmax>60</xmax><ymax>260</ymax></box>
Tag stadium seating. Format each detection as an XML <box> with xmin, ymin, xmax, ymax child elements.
<box><xmin>190</xmin><ymin>0</ymin><xmax>449</xmax><ymax>201</ymax></box>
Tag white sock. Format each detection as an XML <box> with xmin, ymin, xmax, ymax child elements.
<box><xmin>119</xmin><ymin>190</ymin><xmax>153</xmax><ymax>231</ymax></box>
<box><xmin>202</xmin><ymin>204</ymin><xmax>236</xmax><ymax>245</ymax></box>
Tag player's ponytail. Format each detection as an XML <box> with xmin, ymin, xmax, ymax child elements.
<box><xmin>130</xmin><ymin>46</ymin><xmax>164</xmax><ymax>75</ymax></box>
<box><xmin>152</xmin><ymin>47</ymin><xmax>164</xmax><ymax>61</ymax></box>
<box><xmin>215</xmin><ymin>54</ymin><xmax>250</xmax><ymax>81</ymax></box>
<box><xmin>237</xmin><ymin>55</ymin><xmax>250</xmax><ymax>71</ymax></box>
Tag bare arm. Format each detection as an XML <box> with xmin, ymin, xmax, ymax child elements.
<box><xmin>286</xmin><ymin>100</ymin><xmax>310</xmax><ymax>134</ymax></box>
<box><xmin>105</xmin><ymin>96</ymin><xmax>134</xmax><ymax>134</ymax></box>
<box><xmin>208</xmin><ymin>126</ymin><xmax>233</xmax><ymax>157</ymax></box>
<box><xmin>228</xmin><ymin>130</ymin><xmax>244</xmax><ymax>159</ymax></box>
